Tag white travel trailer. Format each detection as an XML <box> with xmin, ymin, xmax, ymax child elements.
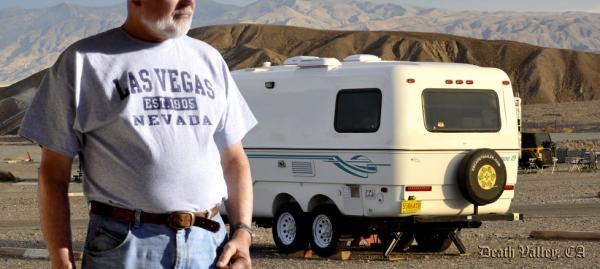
<box><xmin>232</xmin><ymin>55</ymin><xmax>522</xmax><ymax>257</ymax></box>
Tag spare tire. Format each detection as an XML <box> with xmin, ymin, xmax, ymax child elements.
<box><xmin>457</xmin><ymin>148</ymin><xmax>506</xmax><ymax>205</ymax></box>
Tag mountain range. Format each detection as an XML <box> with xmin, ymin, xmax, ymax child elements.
<box><xmin>2</xmin><ymin>23</ymin><xmax>600</xmax><ymax>135</ymax></box>
<box><xmin>1</xmin><ymin>0</ymin><xmax>599</xmax><ymax>85</ymax></box>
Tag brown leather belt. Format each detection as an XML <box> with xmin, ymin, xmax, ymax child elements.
<box><xmin>90</xmin><ymin>201</ymin><xmax>220</xmax><ymax>233</ymax></box>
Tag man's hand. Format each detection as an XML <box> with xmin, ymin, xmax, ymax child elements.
<box><xmin>216</xmin><ymin>230</ymin><xmax>252</xmax><ymax>269</ymax></box>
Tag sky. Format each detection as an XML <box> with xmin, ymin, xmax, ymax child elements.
<box><xmin>1</xmin><ymin>0</ymin><xmax>599</xmax><ymax>13</ymax></box>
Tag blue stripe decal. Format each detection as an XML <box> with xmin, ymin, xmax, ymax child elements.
<box><xmin>247</xmin><ymin>154</ymin><xmax>390</xmax><ymax>178</ymax></box>
<box><xmin>501</xmin><ymin>155</ymin><xmax>517</xmax><ymax>162</ymax></box>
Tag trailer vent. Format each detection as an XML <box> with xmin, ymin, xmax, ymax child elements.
<box><xmin>349</xmin><ymin>185</ymin><xmax>360</xmax><ymax>198</ymax></box>
<box><xmin>342</xmin><ymin>54</ymin><xmax>381</xmax><ymax>62</ymax></box>
<box><xmin>283</xmin><ymin>56</ymin><xmax>319</xmax><ymax>65</ymax></box>
<box><xmin>297</xmin><ymin>57</ymin><xmax>342</xmax><ymax>68</ymax></box>
<box><xmin>291</xmin><ymin>161</ymin><xmax>315</xmax><ymax>177</ymax></box>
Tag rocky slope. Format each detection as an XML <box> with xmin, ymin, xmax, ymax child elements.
<box><xmin>0</xmin><ymin>71</ymin><xmax>43</xmax><ymax>135</ymax></box>
<box><xmin>2</xmin><ymin>24</ymin><xmax>600</xmax><ymax>134</ymax></box>
<box><xmin>0</xmin><ymin>4</ymin><xmax>124</xmax><ymax>85</ymax></box>
<box><xmin>191</xmin><ymin>24</ymin><xmax>600</xmax><ymax>104</ymax></box>
<box><xmin>1</xmin><ymin>1</ymin><xmax>599</xmax><ymax>85</ymax></box>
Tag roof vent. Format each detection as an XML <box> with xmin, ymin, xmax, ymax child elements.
<box><xmin>343</xmin><ymin>54</ymin><xmax>382</xmax><ymax>62</ymax></box>
<box><xmin>283</xmin><ymin>56</ymin><xmax>319</xmax><ymax>65</ymax></box>
<box><xmin>297</xmin><ymin>57</ymin><xmax>342</xmax><ymax>68</ymax></box>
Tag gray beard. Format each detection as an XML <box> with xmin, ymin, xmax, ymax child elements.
<box><xmin>140</xmin><ymin>9</ymin><xmax>193</xmax><ymax>40</ymax></box>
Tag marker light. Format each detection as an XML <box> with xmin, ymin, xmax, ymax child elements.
<box><xmin>407</xmin><ymin>78</ymin><xmax>416</xmax><ymax>83</ymax></box>
<box><xmin>503</xmin><ymin>185</ymin><xmax>515</xmax><ymax>191</ymax></box>
<box><xmin>456</xmin><ymin>80</ymin><xmax>464</xmax><ymax>85</ymax></box>
<box><xmin>466</xmin><ymin>80</ymin><xmax>474</xmax><ymax>85</ymax></box>
<box><xmin>502</xmin><ymin>81</ymin><xmax>511</xmax><ymax>85</ymax></box>
<box><xmin>406</xmin><ymin>186</ymin><xmax>432</xmax><ymax>192</ymax></box>
<box><xmin>445</xmin><ymin>80</ymin><xmax>453</xmax><ymax>84</ymax></box>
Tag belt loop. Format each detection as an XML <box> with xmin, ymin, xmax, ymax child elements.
<box><xmin>134</xmin><ymin>209</ymin><xmax>141</xmax><ymax>228</ymax></box>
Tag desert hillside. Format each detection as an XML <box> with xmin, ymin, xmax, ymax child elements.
<box><xmin>191</xmin><ymin>24</ymin><xmax>600</xmax><ymax>104</ymax></box>
<box><xmin>2</xmin><ymin>24</ymin><xmax>600</xmax><ymax>134</ymax></box>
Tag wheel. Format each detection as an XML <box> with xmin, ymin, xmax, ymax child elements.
<box><xmin>309</xmin><ymin>205</ymin><xmax>346</xmax><ymax>257</ymax></box>
<box><xmin>457</xmin><ymin>148</ymin><xmax>507</xmax><ymax>205</ymax></box>
<box><xmin>377</xmin><ymin>231</ymin><xmax>415</xmax><ymax>252</ymax></box>
<box><xmin>414</xmin><ymin>230</ymin><xmax>454</xmax><ymax>252</ymax></box>
<box><xmin>272</xmin><ymin>203</ymin><xmax>309</xmax><ymax>254</ymax></box>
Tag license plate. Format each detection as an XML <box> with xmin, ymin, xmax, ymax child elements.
<box><xmin>401</xmin><ymin>200</ymin><xmax>421</xmax><ymax>214</ymax></box>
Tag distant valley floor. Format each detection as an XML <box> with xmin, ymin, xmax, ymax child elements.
<box><xmin>522</xmin><ymin>100</ymin><xmax>600</xmax><ymax>133</ymax></box>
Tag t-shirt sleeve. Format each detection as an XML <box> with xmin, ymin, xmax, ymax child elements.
<box><xmin>213</xmin><ymin>59</ymin><xmax>257</xmax><ymax>149</ymax></box>
<box><xmin>18</xmin><ymin>60</ymin><xmax>81</xmax><ymax>158</ymax></box>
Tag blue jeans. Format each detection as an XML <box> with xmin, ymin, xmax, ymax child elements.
<box><xmin>81</xmin><ymin>213</ymin><xmax>227</xmax><ymax>269</ymax></box>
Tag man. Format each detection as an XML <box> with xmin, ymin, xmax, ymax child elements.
<box><xmin>19</xmin><ymin>0</ymin><xmax>256</xmax><ymax>268</ymax></box>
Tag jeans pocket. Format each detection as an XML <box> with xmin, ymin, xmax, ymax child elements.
<box><xmin>85</xmin><ymin>217</ymin><xmax>132</xmax><ymax>255</ymax></box>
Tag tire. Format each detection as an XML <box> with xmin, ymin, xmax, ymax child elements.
<box><xmin>272</xmin><ymin>203</ymin><xmax>309</xmax><ymax>254</ymax></box>
<box><xmin>378</xmin><ymin>231</ymin><xmax>415</xmax><ymax>252</ymax></box>
<box><xmin>309</xmin><ymin>205</ymin><xmax>346</xmax><ymax>257</ymax></box>
<box><xmin>457</xmin><ymin>148</ymin><xmax>507</xmax><ymax>205</ymax></box>
<box><xmin>414</xmin><ymin>230</ymin><xmax>454</xmax><ymax>252</ymax></box>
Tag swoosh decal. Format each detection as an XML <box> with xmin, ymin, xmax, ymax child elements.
<box><xmin>247</xmin><ymin>154</ymin><xmax>390</xmax><ymax>178</ymax></box>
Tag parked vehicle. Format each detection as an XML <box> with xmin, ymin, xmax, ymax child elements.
<box><xmin>519</xmin><ymin>132</ymin><xmax>555</xmax><ymax>168</ymax></box>
<box><xmin>233</xmin><ymin>55</ymin><xmax>522</xmax><ymax>256</ymax></box>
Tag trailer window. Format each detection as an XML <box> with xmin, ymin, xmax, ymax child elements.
<box><xmin>335</xmin><ymin>89</ymin><xmax>382</xmax><ymax>133</ymax></box>
<box><xmin>423</xmin><ymin>90</ymin><xmax>500</xmax><ymax>132</ymax></box>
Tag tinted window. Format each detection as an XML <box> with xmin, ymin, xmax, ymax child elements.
<box><xmin>522</xmin><ymin>133</ymin><xmax>552</xmax><ymax>148</ymax></box>
<box><xmin>521</xmin><ymin>133</ymin><xmax>537</xmax><ymax>148</ymax></box>
<box><xmin>535</xmin><ymin>133</ymin><xmax>552</xmax><ymax>147</ymax></box>
<box><xmin>423</xmin><ymin>90</ymin><xmax>500</xmax><ymax>132</ymax></box>
<box><xmin>335</xmin><ymin>89</ymin><xmax>382</xmax><ymax>133</ymax></box>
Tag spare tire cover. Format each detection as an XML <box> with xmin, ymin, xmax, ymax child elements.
<box><xmin>457</xmin><ymin>149</ymin><xmax>507</xmax><ymax>205</ymax></box>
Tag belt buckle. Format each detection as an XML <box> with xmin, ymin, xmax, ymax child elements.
<box><xmin>167</xmin><ymin>211</ymin><xmax>196</xmax><ymax>230</ymax></box>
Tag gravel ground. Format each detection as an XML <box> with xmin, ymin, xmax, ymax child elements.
<box><xmin>0</xmin><ymin>142</ymin><xmax>599</xmax><ymax>268</ymax></box>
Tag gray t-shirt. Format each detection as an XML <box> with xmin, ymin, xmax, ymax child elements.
<box><xmin>19</xmin><ymin>28</ymin><xmax>257</xmax><ymax>213</ymax></box>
